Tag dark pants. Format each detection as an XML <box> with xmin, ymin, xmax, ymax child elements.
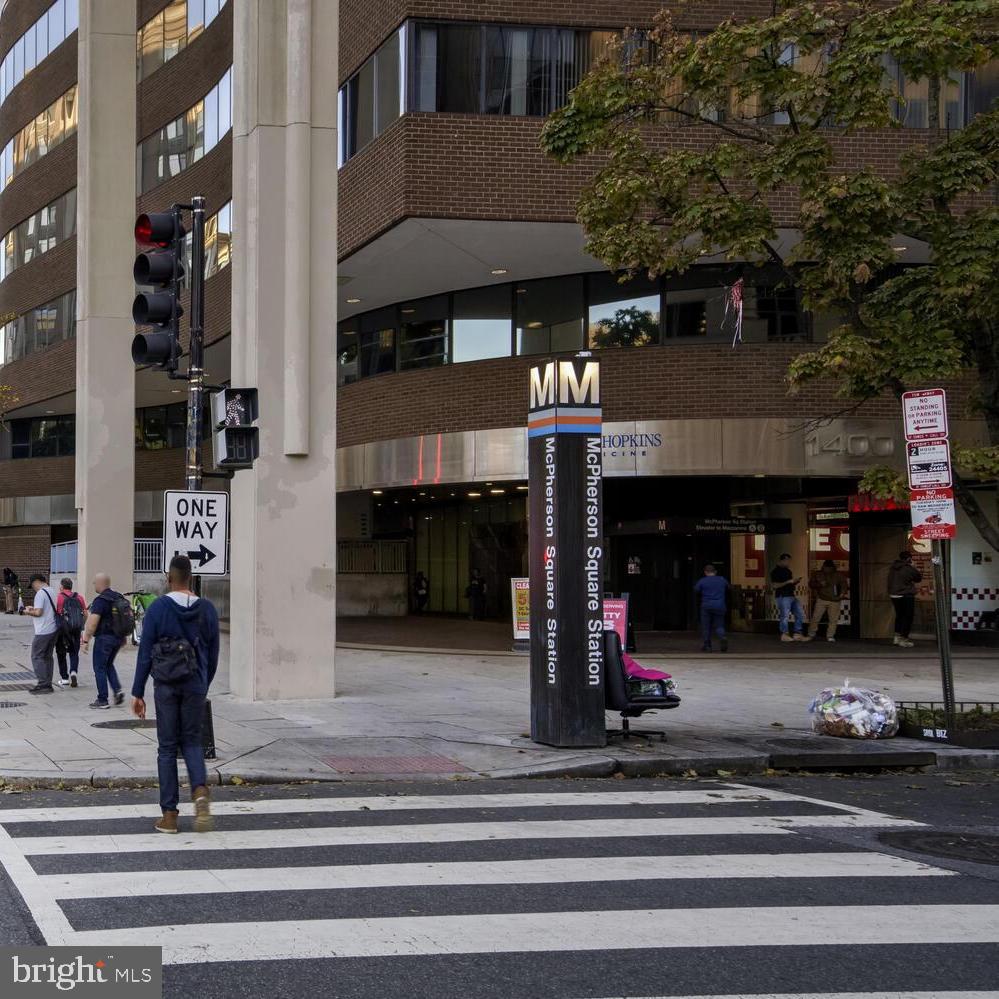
<box><xmin>56</xmin><ymin>632</ymin><xmax>81</xmax><ymax>680</ymax></box>
<box><xmin>30</xmin><ymin>631</ymin><xmax>58</xmax><ymax>688</ymax></box>
<box><xmin>92</xmin><ymin>634</ymin><xmax>123</xmax><ymax>703</ymax></box>
<box><xmin>700</xmin><ymin>606</ymin><xmax>726</xmax><ymax>648</ymax></box>
<box><xmin>892</xmin><ymin>595</ymin><xmax>916</xmax><ymax>638</ymax></box>
<box><xmin>154</xmin><ymin>677</ymin><xmax>208</xmax><ymax>813</ymax></box>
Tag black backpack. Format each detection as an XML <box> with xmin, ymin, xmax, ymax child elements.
<box><xmin>109</xmin><ymin>592</ymin><xmax>135</xmax><ymax>640</ymax></box>
<box><xmin>60</xmin><ymin>593</ymin><xmax>85</xmax><ymax>635</ymax></box>
<box><xmin>150</xmin><ymin>604</ymin><xmax>204</xmax><ymax>685</ymax></box>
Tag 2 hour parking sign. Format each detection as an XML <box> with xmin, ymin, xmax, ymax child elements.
<box><xmin>162</xmin><ymin>490</ymin><xmax>229</xmax><ymax>575</ymax></box>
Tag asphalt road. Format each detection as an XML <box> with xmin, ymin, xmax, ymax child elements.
<box><xmin>0</xmin><ymin>771</ymin><xmax>996</xmax><ymax>999</ymax></box>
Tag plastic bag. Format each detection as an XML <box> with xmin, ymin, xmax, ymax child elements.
<box><xmin>808</xmin><ymin>680</ymin><xmax>898</xmax><ymax>739</ymax></box>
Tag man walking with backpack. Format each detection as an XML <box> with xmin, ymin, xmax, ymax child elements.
<box><xmin>81</xmin><ymin>573</ymin><xmax>131</xmax><ymax>709</ymax></box>
<box><xmin>132</xmin><ymin>555</ymin><xmax>220</xmax><ymax>835</ymax></box>
<box><xmin>23</xmin><ymin>573</ymin><xmax>60</xmax><ymax>694</ymax></box>
<box><xmin>55</xmin><ymin>578</ymin><xmax>87</xmax><ymax>687</ymax></box>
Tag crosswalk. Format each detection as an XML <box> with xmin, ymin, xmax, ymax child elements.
<box><xmin>0</xmin><ymin>782</ymin><xmax>997</xmax><ymax>997</ymax></box>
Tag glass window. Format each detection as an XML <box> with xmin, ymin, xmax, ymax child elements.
<box><xmin>187</xmin><ymin>0</ymin><xmax>206</xmax><ymax>39</ymax></box>
<box><xmin>970</xmin><ymin>60</ymin><xmax>999</xmax><ymax>118</ymax></box>
<box><xmin>358</xmin><ymin>309</ymin><xmax>397</xmax><ymax>377</ymax></box>
<box><xmin>413</xmin><ymin>22</ymin><xmax>438</xmax><ymax>111</ymax></box>
<box><xmin>453</xmin><ymin>284</ymin><xmax>511</xmax><ymax>362</ymax></box>
<box><xmin>140</xmin><ymin>10</ymin><xmax>165</xmax><ymax>78</ymax></box>
<box><xmin>218</xmin><ymin>68</ymin><xmax>231</xmax><ymax>134</ymax></box>
<box><xmin>515</xmin><ymin>276</ymin><xmax>585</xmax><ymax>355</ymax></box>
<box><xmin>753</xmin><ymin>280</ymin><xmax>809</xmax><ymax>342</ymax></box>
<box><xmin>484</xmin><ymin>26</ymin><xmax>545</xmax><ymax>115</ymax></box>
<box><xmin>205</xmin><ymin>0</ymin><xmax>220</xmax><ymax>21</ymax></box>
<box><xmin>435</xmin><ymin>23</ymin><xmax>481</xmax><ymax>113</ymax></box>
<box><xmin>140</xmin><ymin>407</ymin><xmax>169</xmax><ymax>449</ymax></box>
<box><xmin>204</xmin><ymin>81</ymin><xmax>219</xmax><ymax>150</ymax></box>
<box><xmin>36</xmin><ymin>15</ymin><xmax>48</xmax><ymax>64</ymax></box>
<box><xmin>664</xmin><ymin>268</ymin><xmax>730</xmax><ymax>340</ymax></box>
<box><xmin>376</xmin><ymin>32</ymin><xmax>401</xmax><ymax>134</ymax></box>
<box><xmin>337</xmin><ymin>326</ymin><xmax>359</xmax><ymax>386</ymax></box>
<box><xmin>588</xmin><ymin>272</ymin><xmax>661</xmax><ymax>348</ymax></box>
<box><xmin>399</xmin><ymin>295</ymin><xmax>448</xmax><ymax>370</ymax></box>
<box><xmin>1</xmin><ymin>190</ymin><xmax>76</xmax><ymax>280</ymax></box>
<box><xmin>350</xmin><ymin>60</ymin><xmax>375</xmax><ymax>155</ymax></box>
<box><xmin>163</xmin><ymin>0</ymin><xmax>187</xmax><ymax>61</ymax></box>
<box><xmin>11</xmin><ymin>421</ymin><xmax>30</xmax><ymax>459</ymax></box>
<box><xmin>66</xmin><ymin>0</ymin><xmax>78</xmax><ymax>35</ymax></box>
<box><xmin>14</xmin><ymin>38</ymin><xmax>23</xmax><ymax>81</ymax></box>
<box><xmin>24</xmin><ymin>26</ymin><xmax>36</xmax><ymax>74</ymax></box>
<box><xmin>49</xmin><ymin>0</ymin><xmax>66</xmax><ymax>51</ymax></box>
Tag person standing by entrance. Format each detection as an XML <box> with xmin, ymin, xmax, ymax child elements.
<box><xmin>23</xmin><ymin>573</ymin><xmax>60</xmax><ymax>694</ymax></box>
<box><xmin>808</xmin><ymin>559</ymin><xmax>847</xmax><ymax>643</ymax></box>
<box><xmin>55</xmin><ymin>578</ymin><xmax>87</xmax><ymax>687</ymax></box>
<box><xmin>81</xmin><ymin>573</ymin><xmax>126</xmax><ymax>709</ymax></box>
<box><xmin>414</xmin><ymin>571</ymin><xmax>429</xmax><ymax>613</ymax></box>
<box><xmin>132</xmin><ymin>555</ymin><xmax>220</xmax><ymax>834</ymax></box>
<box><xmin>888</xmin><ymin>550</ymin><xmax>922</xmax><ymax>648</ymax></box>
<box><xmin>467</xmin><ymin>568</ymin><xmax>487</xmax><ymax>620</ymax></box>
<box><xmin>771</xmin><ymin>553</ymin><xmax>809</xmax><ymax>642</ymax></box>
<box><xmin>694</xmin><ymin>563</ymin><xmax>730</xmax><ymax>652</ymax></box>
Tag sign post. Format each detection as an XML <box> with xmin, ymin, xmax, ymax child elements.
<box><xmin>902</xmin><ymin>389</ymin><xmax>956</xmax><ymax>729</ymax></box>
<box><xmin>528</xmin><ymin>355</ymin><xmax>606</xmax><ymax>747</ymax></box>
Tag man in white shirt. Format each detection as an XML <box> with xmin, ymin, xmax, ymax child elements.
<box><xmin>23</xmin><ymin>572</ymin><xmax>60</xmax><ymax>694</ymax></box>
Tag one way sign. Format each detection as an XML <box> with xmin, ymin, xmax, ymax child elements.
<box><xmin>162</xmin><ymin>490</ymin><xmax>229</xmax><ymax>576</ymax></box>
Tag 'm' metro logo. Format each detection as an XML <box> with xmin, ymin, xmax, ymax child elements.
<box><xmin>530</xmin><ymin>360</ymin><xmax>600</xmax><ymax>409</ymax></box>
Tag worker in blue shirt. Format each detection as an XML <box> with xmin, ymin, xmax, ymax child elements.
<box><xmin>694</xmin><ymin>563</ymin><xmax>731</xmax><ymax>652</ymax></box>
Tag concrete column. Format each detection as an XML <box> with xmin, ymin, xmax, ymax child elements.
<box><xmin>75</xmin><ymin>0</ymin><xmax>136</xmax><ymax>596</ymax></box>
<box><xmin>229</xmin><ymin>0</ymin><xmax>338</xmax><ymax>699</ymax></box>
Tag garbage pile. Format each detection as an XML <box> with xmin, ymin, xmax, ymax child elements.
<box><xmin>808</xmin><ymin>681</ymin><xmax>898</xmax><ymax>739</ymax></box>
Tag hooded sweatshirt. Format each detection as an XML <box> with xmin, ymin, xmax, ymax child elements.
<box><xmin>887</xmin><ymin>559</ymin><xmax>922</xmax><ymax>598</ymax></box>
<box><xmin>132</xmin><ymin>592</ymin><xmax>220</xmax><ymax>698</ymax></box>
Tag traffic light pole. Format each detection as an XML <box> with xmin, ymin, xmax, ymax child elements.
<box><xmin>185</xmin><ymin>196</ymin><xmax>206</xmax><ymax>495</ymax></box>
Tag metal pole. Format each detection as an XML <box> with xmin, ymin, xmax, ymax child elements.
<box><xmin>931</xmin><ymin>538</ymin><xmax>956</xmax><ymax>732</ymax></box>
<box><xmin>186</xmin><ymin>196</ymin><xmax>206</xmax><ymax>494</ymax></box>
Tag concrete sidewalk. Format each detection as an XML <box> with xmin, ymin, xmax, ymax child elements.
<box><xmin>0</xmin><ymin>615</ymin><xmax>995</xmax><ymax>784</ymax></box>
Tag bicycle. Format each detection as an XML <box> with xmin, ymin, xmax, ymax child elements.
<box><xmin>123</xmin><ymin>590</ymin><xmax>157</xmax><ymax>645</ymax></box>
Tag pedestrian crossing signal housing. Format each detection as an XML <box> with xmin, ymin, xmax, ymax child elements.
<box><xmin>211</xmin><ymin>387</ymin><xmax>259</xmax><ymax>469</ymax></box>
<box><xmin>132</xmin><ymin>209</ymin><xmax>185</xmax><ymax>371</ymax></box>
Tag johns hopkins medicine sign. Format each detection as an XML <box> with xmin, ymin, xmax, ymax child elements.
<box><xmin>528</xmin><ymin>357</ymin><xmax>606</xmax><ymax>747</ymax></box>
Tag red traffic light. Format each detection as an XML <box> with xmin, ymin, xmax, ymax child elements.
<box><xmin>134</xmin><ymin>211</ymin><xmax>184</xmax><ymax>248</ymax></box>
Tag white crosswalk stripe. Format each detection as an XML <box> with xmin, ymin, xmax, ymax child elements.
<box><xmin>0</xmin><ymin>781</ymin><xmax>994</xmax><ymax>995</ymax></box>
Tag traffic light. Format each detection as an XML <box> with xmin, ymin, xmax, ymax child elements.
<box><xmin>211</xmin><ymin>387</ymin><xmax>259</xmax><ymax>469</ymax></box>
<box><xmin>132</xmin><ymin>208</ymin><xmax>185</xmax><ymax>371</ymax></box>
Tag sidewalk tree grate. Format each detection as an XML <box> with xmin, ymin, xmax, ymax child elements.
<box><xmin>0</xmin><ymin>671</ymin><xmax>35</xmax><ymax>682</ymax></box>
<box><xmin>0</xmin><ymin>701</ymin><xmax>25</xmax><ymax>708</ymax></box>
<box><xmin>879</xmin><ymin>830</ymin><xmax>999</xmax><ymax>866</ymax></box>
<box><xmin>91</xmin><ymin>719</ymin><xmax>158</xmax><ymax>730</ymax></box>
<box><xmin>321</xmin><ymin>754</ymin><xmax>471</xmax><ymax>774</ymax></box>
<box><xmin>0</xmin><ymin>685</ymin><xmax>37</xmax><ymax>692</ymax></box>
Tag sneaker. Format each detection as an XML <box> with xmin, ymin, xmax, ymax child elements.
<box><xmin>893</xmin><ymin>635</ymin><xmax>903</xmax><ymax>646</ymax></box>
<box><xmin>780</xmin><ymin>633</ymin><xmax>794</xmax><ymax>642</ymax></box>
<box><xmin>793</xmin><ymin>634</ymin><xmax>812</xmax><ymax>642</ymax></box>
<box><xmin>720</xmin><ymin>637</ymin><xmax>728</xmax><ymax>652</ymax></box>
<box><xmin>155</xmin><ymin>811</ymin><xmax>179</xmax><ymax>834</ymax></box>
<box><xmin>113</xmin><ymin>691</ymin><xmax>125</xmax><ymax>706</ymax></box>
<box><xmin>57</xmin><ymin>679</ymin><xmax>70</xmax><ymax>687</ymax></box>
<box><xmin>192</xmin><ymin>786</ymin><xmax>213</xmax><ymax>833</ymax></box>
<box><xmin>28</xmin><ymin>684</ymin><xmax>53</xmax><ymax>695</ymax></box>
<box><xmin>827</xmin><ymin>637</ymin><xmax>837</xmax><ymax>643</ymax></box>
<box><xmin>900</xmin><ymin>638</ymin><xmax>915</xmax><ymax>648</ymax></box>
<box><xmin>88</xmin><ymin>699</ymin><xmax>110</xmax><ymax>710</ymax></box>
<box><xmin>70</xmin><ymin>673</ymin><xmax>78</xmax><ymax>688</ymax></box>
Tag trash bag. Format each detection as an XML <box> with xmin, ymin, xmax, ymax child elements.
<box><xmin>808</xmin><ymin>681</ymin><xmax>898</xmax><ymax>739</ymax></box>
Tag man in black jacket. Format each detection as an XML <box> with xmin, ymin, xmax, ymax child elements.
<box><xmin>887</xmin><ymin>550</ymin><xmax>922</xmax><ymax>648</ymax></box>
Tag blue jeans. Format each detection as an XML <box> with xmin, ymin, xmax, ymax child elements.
<box><xmin>700</xmin><ymin>606</ymin><xmax>726</xmax><ymax>647</ymax></box>
<box><xmin>92</xmin><ymin>634</ymin><xmax>123</xmax><ymax>702</ymax></box>
<box><xmin>154</xmin><ymin>677</ymin><xmax>208</xmax><ymax>813</ymax></box>
<box><xmin>777</xmin><ymin>595</ymin><xmax>805</xmax><ymax>635</ymax></box>
<box><xmin>56</xmin><ymin>632</ymin><xmax>81</xmax><ymax>680</ymax></box>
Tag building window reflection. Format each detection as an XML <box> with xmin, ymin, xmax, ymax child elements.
<box><xmin>1</xmin><ymin>189</ymin><xmax>77</xmax><ymax>282</ymax></box>
<box><xmin>137</xmin><ymin>68</ymin><xmax>232</xmax><ymax>193</ymax></box>
<box><xmin>453</xmin><ymin>285</ymin><xmax>511</xmax><ymax>363</ymax></box>
<box><xmin>515</xmin><ymin>276</ymin><xmax>585</xmax><ymax>356</ymax></box>
<box><xmin>0</xmin><ymin>289</ymin><xmax>76</xmax><ymax>367</ymax></box>
<box><xmin>587</xmin><ymin>272</ymin><xmax>660</xmax><ymax>349</ymax></box>
<box><xmin>9</xmin><ymin>415</ymin><xmax>75</xmax><ymax>459</ymax></box>
<box><xmin>399</xmin><ymin>295</ymin><xmax>449</xmax><ymax>370</ymax></box>
<box><xmin>341</xmin><ymin>30</ymin><xmax>403</xmax><ymax>162</ymax></box>
<box><xmin>136</xmin><ymin>0</ymin><xmax>227</xmax><ymax>82</ymax></box>
<box><xmin>1</xmin><ymin>84</ymin><xmax>78</xmax><ymax>194</ymax></box>
<box><xmin>0</xmin><ymin>0</ymin><xmax>78</xmax><ymax>107</ymax></box>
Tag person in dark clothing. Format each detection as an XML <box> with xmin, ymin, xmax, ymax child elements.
<box><xmin>887</xmin><ymin>550</ymin><xmax>922</xmax><ymax>648</ymax></box>
<box><xmin>81</xmin><ymin>573</ymin><xmax>126</xmax><ymax>709</ymax></box>
<box><xmin>132</xmin><ymin>555</ymin><xmax>220</xmax><ymax>835</ymax></box>
<box><xmin>414</xmin><ymin>572</ymin><xmax>429</xmax><ymax>613</ymax></box>
<box><xmin>2</xmin><ymin>567</ymin><xmax>17</xmax><ymax>614</ymax></box>
<box><xmin>694</xmin><ymin>564</ymin><xmax>730</xmax><ymax>652</ymax></box>
<box><xmin>807</xmin><ymin>560</ymin><xmax>847</xmax><ymax>643</ymax></box>
<box><xmin>467</xmin><ymin>568</ymin><xmax>487</xmax><ymax>620</ymax></box>
<box><xmin>55</xmin><ymin>578</ymin><xmax>87</xmax><ymax>686</ymax></box>
<box><xmin>771</xmin><ymin>553</ymin><xmax>808</xmax><ymax>642</ymax></box>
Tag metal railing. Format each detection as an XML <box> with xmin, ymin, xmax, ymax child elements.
<box><xmin>338</xmin><ymin>540</ymin><xmax>407</xmax><ymax>574</ymax></box>
<box><xmin>50</xmin><ymin>539</ymin><xmax>166</xmax><ymax>576</ymax></box>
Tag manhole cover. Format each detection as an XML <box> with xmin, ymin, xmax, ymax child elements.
<box><xmin>0</xmin><ymin>701</ymin><xmax>25</xmax><ymax>709</ymax></box>
<box><xmin>322</xmin><ymin>754</ymin><xmax>470</xmax><ymax>774</ymax></box>
<box><xmin>91</xmin><ymin>719</ymin><xmax>158</xmax><ymax>730</ymax></box>
<box><xmin>880</xmin><ymin>830</ymin><xmax>999</xmax><ymax>866</ymax></box>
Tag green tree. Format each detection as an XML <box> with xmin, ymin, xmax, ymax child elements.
<box><xmin>591</xmin><ymin>305</ymin><xmax>661</xmax><ymax>348</ymax></box>
<box><xmin>542</xmin><ymin>0</ymin><xmax>999</xmax><ymax>548</ymax></box>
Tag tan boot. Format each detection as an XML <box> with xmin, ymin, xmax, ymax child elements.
<box><xmin>193</xmin><ymin>785</ymin><xmax>213</xmax><ymax>833</ymax></box>
<box><xmin>155</xmin><ymin>810</ymin><xmax>179</xmax><ymax>834</ymax></box>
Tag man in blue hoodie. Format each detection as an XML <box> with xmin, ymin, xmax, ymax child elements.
<box><xmin>132</xmin><ymin>555</ymin><xmax>220</xmax><ymax>834</ymax></box>
<box><xmin>694</xmin><ymin>563</ymin><xmax>731</xmax><ymax>653</ymax></box>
